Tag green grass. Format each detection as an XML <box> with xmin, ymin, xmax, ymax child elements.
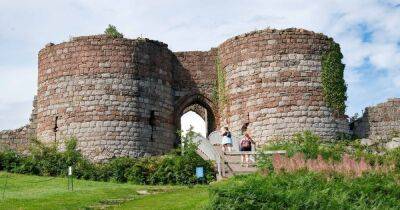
<box><xmin>0</xmin><ymin>172</ymin><xmax>209</xmax><ymax>210</ymax></box>
<box><xmin>112</xmin><ymin>186</ymin><xmax>209</xmax><ymax>210</ymax></box>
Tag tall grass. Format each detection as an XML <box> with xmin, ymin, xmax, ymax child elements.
<box><xmin>272</xmin><ymin>153</ymin><xmax>394</xmax><ymax>177</ymax></box>
<box><xmin>257</xmin><ymin>131</ymin><xmax>400</xmax><ymax>174</ymax></box>
<box><xmin>209</xmin><ymin>171</ymin><xmax>400</xmax><ymax>210</ymax></box>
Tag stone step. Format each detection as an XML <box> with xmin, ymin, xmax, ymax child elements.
<box><xmin>225</xmin><ymin>161</ymin><xmax>257</xmax><ymax>166</ymax></box>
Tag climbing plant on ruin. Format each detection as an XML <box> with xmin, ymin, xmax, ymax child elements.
<box><xmin>321</xmin><ymin>39</ymin><xmax>347</xmax><ymax>116</ymax></box>
<box><xmin>212</xmin><ymin>56</ymin><xmax>228</xmax><ymax>114</ymax></box>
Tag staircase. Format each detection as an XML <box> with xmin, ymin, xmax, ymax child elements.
<box><xmin>194</xmin><ymin>131</ymin><xmax>279</xmax><ymax>179</ymax></box>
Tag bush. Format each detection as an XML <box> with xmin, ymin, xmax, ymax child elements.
<box><xmin>386</xmin><ymin>147</ymin><xmax>400</xmax><ymax>172</ymax></box>
<box><xmin>0</xmin><ymin>150</ymin><xmax>21</xmax><ymax>172</ymax></box>
<box><xmin>209</xmin><ymin>171</ymin><xmax>400</xmax><ymax>209</ymax></box>
<box><xmin>107</xmin><ymin>157</ymin><xmax>136</xmax><ymax>182</ymax></box>
<box><xmin>126</xmin><ymin>156</ymin><xmax>162</xmax><ymax>184</ymax></box>
<box><xmin>104</xmin><ymin>24</ymin><xmax>123</xmax><ymax>38</ymax></box>
<box><xmin>73</xmin><ymin>158</ymin><xmax>98</xmax><ymax>180</ymax></box>
<box><xmin>0</xmin><ymin>132</ymin><xmax>216</xmax><ymax>185</ymax></box>
<box><xmin>149</xmin><ymin>130</ymin><xmax>215</xmax><ymax>185</ymax></box>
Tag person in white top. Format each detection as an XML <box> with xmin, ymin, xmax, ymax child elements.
<box><xmin>220</xmin><ymin>127</ymin><xmax>232</xmax><ymax>152</ymax></box>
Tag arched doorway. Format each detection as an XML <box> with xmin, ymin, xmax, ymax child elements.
<box><xmin>181</xmin><ymin>110</ymin><xmax>206</xmax><ymax>137</ymax></box>
<box><xmin>174</xmin><ymin>94</ymin><xmax>216</xmax><ymax>144</ymax></box>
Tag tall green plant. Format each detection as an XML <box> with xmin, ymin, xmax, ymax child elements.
<box><xmin>321</xmin><ymin>40</ymin><xmax>347</xmax><ymax>116</ymax></box>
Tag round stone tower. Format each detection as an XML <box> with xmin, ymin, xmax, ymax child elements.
<box><xmin>37</xmin><ymin>35</ymin><xmax>176</xmax><ymax>161</ymax></box>
<box><xmin>218</xmin><ymin>28</ymin><xmax>349</xmax><ymax>143</ymax></box>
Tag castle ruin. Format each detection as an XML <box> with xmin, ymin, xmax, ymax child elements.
<box><xmin>0</xmin><ymin>28</ymin><xmax>398</xmax><ymax>162</ymax></box>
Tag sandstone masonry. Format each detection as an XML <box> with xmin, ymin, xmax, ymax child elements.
<box><xmin>352</xmin><ymin>98</ymin><xmax>400</xmax><ymax>141</ymax></box>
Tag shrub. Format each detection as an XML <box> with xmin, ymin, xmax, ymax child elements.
<box><xmin>0</xmin><ymin>132</ymin><xmax>216</xmax><ymax>185</ymax></box>
<box><xmin>107</xmin><ymin>157</ymin><xmax>136</xmax><ymax>182</ymax></box>
<box><xmin>126</xmin><ymin>156</ymin><xmax>159</xmax><ymax>184</ymax></box>
<box><xmin>209</xmin><ymin>171</ymin><xmax>400</xmax><ymax>209</ymax></box>
<box><xmin>72</xmin><ymin>158</ymin><xmax>98</xmax><ymax>180</ymax></box>
<box><xmin>149</xmin><ymin>130</ymin><xmax>215</xmax><ymax>185</ymax></box>
<box><xmin>386</xmin><ymin>147</ymin><xmax>400</xmax><ymax>172</ymax></box>
<box><xmin>0</xmin><ymin>150</ymin><xmax>21</xmax><ymax>172</ymax></box>
<box><xmin>104</xmin><ymin>24</ymin><xmax>123</xmax><ymax>38</ymax></box>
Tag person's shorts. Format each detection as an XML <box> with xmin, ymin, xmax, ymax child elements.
<box><xmin>222</xmin><ymin>136</ymin><xmax>232</xmax><ymax>145</ymax></box>
<box><xmin>240</xmin><ymin>146</ymin><xmax>251</xmax><ymax>152</ymax></box>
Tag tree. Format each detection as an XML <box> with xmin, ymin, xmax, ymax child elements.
<box><xmin>104</xmin><ymin>24</ymin><xmax>123</xmax><ymax>38</ymax></box>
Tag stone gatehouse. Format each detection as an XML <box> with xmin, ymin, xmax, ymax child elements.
<box><xmin>2</xmin><ymin>27</ymin><xmax>386</xmax><ymax>162</ymax></box>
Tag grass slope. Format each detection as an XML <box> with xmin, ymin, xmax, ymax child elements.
<box><xmin>0</xmin><ymin>172</ymin><xmax>208</xmax><ymax>210</ymax></box>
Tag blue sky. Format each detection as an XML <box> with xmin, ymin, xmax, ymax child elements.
<box><xmin>0</xmin><ymin>0</ymin><xmax>400</xmax><ymax>130</ymax></box>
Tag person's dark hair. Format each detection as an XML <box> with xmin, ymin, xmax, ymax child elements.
<box><xmin>224</xmin><ymin>127</ymin><xmax>229</xmax><ymax>131</ymax></box>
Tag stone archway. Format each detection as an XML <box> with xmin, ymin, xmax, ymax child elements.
<box><xmin>174</xmin><ymin>94</ymin><xmax>216</xmax><ymax>140</ymax></box>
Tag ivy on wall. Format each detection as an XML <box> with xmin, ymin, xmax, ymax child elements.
<box><xmin>212</xmin><ymin>56</ymin><xmax>228</xmax><ymax>114</ymax></box>
<box><xmin>321</xmin><ymin>39</ymin><xmax>347</xmax><ymax>116</ymax></box>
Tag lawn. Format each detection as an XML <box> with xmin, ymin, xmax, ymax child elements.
<box><xmin>0</xmin><ymin>172</ymin><xmax>209</xmax><ymax>210</ymax></box>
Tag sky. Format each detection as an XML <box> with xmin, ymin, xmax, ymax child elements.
<box><xmin>0</xmin><ymin>0</ymin><xmax>400</xmax><ymax>130</ymax></box>
<box><xmin>181</xmin><ymin>111</ymin><xmax>207</xmax><ymax>137</ymax></box>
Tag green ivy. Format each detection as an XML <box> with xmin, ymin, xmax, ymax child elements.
<box><xmin>212</xmin><ymin>56</ymin><xmax>228</xmax><ymax>114</ymax></box>
<box><xmin>321</xmin><ymin>39</ymin><xmax>347</xmax><ymax>116</ymax></box>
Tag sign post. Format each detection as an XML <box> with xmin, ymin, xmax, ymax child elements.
<box><xmin>68</xmin><ymin>166</ymin><xmax>73</xmax><ymax>191</ymax></box>
<box><xmin>195</xmin><ymin>166</ymin><xmax>204</xmax><ymax>184</ymax></box>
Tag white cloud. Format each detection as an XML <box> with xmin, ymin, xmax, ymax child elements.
<box><xmin>0</xmin><ymin>66</ymin><xmax>37</xmax><ymax>103</ymax></box>
<box><xmin>0</xmin><ymin>0</ymin><xmax>399</xmax><ymax>129</ymax></box>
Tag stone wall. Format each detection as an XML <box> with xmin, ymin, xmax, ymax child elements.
<box><xmin>0</xmin><ymin>126</ymin><xmax>31</xmax><ymax>154</ymax></box>
<box><xmin>353</xmin><ymin>98</ymin><xmax>400</xmax><ymax>141</ymax></box>
<box><xmin>218</xmin><ymin>28</ymin><xmax>349</xmax><ymax>143</ymax></box>
<box><xmin>0</xmin><ymin>97</ymin><xmax>37</xmax><ymax>154</ymax></box>
<box><xmin>173</xmin><ymin>50</ymin><xmax>219</xmax><ymax>134</ymax></box>
<box><xmin>37</xmin><ymin>35</ymin><xmax>176</xmax><ymax>161</ymax></box>
<box><xmin>182</xmin><ymin>104</ymin><xmax>207</xmax><ymax>121</ymax></box>
<box><xmin>174</xmin><ymin>49</ymin><xmax>218</xmax><ymax>101</ymax></box>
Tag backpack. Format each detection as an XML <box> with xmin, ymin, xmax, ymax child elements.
<box><xmin>241</xmin><ymin>138</ymin><xmax>251</xmax><ymax>148</ymax></box>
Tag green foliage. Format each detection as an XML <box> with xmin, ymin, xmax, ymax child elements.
<box><xmin>12</xmin><ymin>138</ymin><xmax>83</xmax><ymax>176</ymax></box>
<box><xmin>258</xmin><ymin>131</ymin><xmax>400</xmax><ymax>173</ymax></box>
<box><xmin>0</xmin><ymin>150</ymin><xmax>21</xmax><ymax>172</ymax></box>
<box><xmin>386</xmin><ymin>147</ymin><xmax>400</xmax><ymax>172</ymax></box>
<box><xmin>125</xmin><ymin>156</ymin><xmax>161</xmax><ymax>184</ymax></box>
<box><xmin>0</xmin><ymin>134</ymin><xmax>216</xmax><ymax>185</ymax></box>
<box><xmin>106</xmin><ymin>157</ymin><xmax>136</xmax><ymax>182</ymax></box>
<box><xmin>390</xmin><ymin>130</ymin><xmax>400</xmax><ymax>138</ymax></box>
<box><xmin>149</xmin><ymin>129</ymin><xmax>215</xmax><ymax>185</ymax></box>
<box><xmin>257</xmin><ymin>131</ymin><xmax>344</xmax><ymax>171</ymax></box>
<box><xmin>260</xmin><ymin>131</ymin><xmax>331</xmax><ymax>160</ymax></box>
<box><xmin>209</xmin><ymin>171</ymin><xmax>400</xmax><ymax>209</ymax></box>
<box><xmin>104</xmin><ymin>24</ymin><xmax>123</xmax><ymax>38</ymax></box>
<box><xmin>321</xmin><ymin>40</ymin><xmax>347</xmax><ymax>116</ymax></box>
<box><xmin>212</xmin><ymin>56</ymin><xmax>228</xmax><ymax>114</ymax></box>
